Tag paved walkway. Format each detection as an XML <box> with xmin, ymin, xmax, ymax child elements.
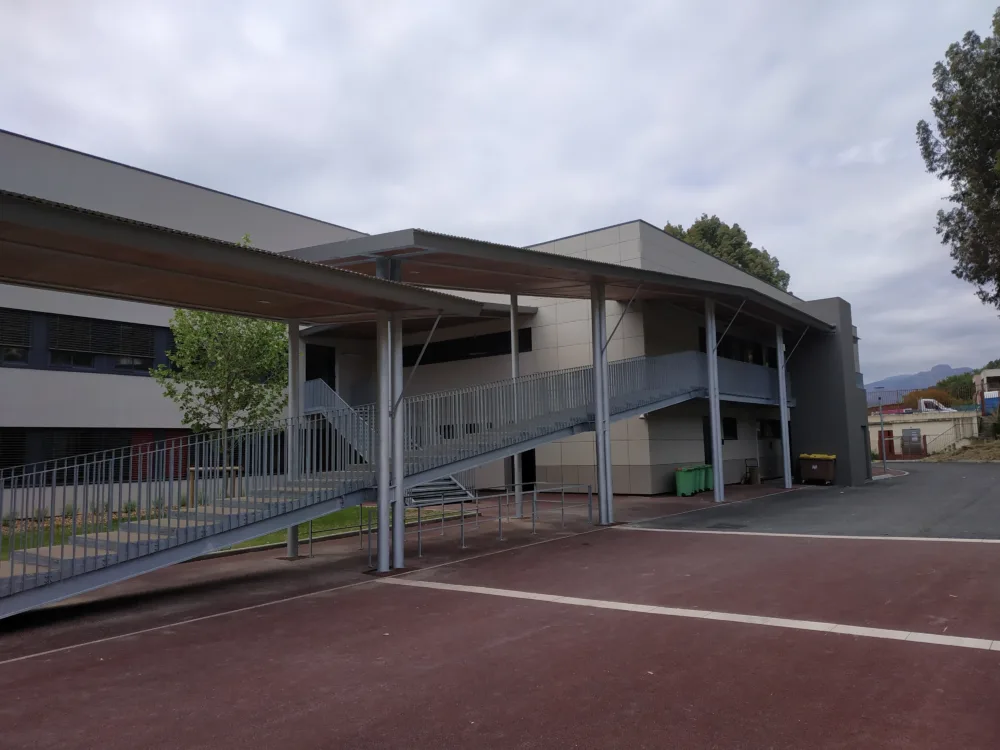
<box><xmin>2</xmin><ymin>468</ymin><xmax>998</xmax><ymax>748</ymax></box>
<box><xmin>637</xmin><ymin>462</ymin><xmax>1000</xmax><ymax>538</ymax></box>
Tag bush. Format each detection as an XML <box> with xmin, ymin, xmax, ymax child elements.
<box><xmin>901</xmin><ymin>388</ymin><xmax>955</xmax><ymax>409</ymax></box>
<box><xmin>123</xmin><ymin>500</ymin><xmax>137</xmax><ymax>515</ymax></box>
<box><xmin>63</xmin><ymin>503</ymin><xmax>75</xmax><ymax>518</ymax></box>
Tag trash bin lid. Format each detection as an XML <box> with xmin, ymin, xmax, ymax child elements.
<box><xmin>799</xmin><ymin>453</ymin><xmax>836</xmax><ymax>459</ymax></box>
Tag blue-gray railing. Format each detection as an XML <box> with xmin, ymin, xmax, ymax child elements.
<box><xmin>0</xmin><ymin>349</ymin><xmax>788</xmax><ymax>606</ymax></box>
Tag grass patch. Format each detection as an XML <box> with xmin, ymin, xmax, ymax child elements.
<box><xmin>227</xmin><ymin>505</ymin><xmax>460</xmax><ymax>550</ymax></box>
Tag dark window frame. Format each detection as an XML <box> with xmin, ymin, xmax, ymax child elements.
<box><xmin>722</xmin><ymin>417</ymin><xmax>739</xmax><ymax>441</ymax></box>
<box><xmin>403</xmin><ymin>328</ymin><xmax>532</xmax><ymax>368</ymax></box>
<box><xmin>0</xmin><ymin>308</ymin><xmax>32</xmax><ymax>368</ymax></box>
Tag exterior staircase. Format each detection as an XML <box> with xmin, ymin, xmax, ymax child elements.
<box><xmin>1</xmin><ymin>350</ymin><xmax>791</xmax><ymax>618</ymax></box>
<box><xmin>303</xmin><ymin>378</ymin><xmax>474</xmax><ymax>505</ymax></box>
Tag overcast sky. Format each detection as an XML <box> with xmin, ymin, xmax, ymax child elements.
<box><xmin>1</xmin><ymin>0</ymin><xmax>996</xmax><ymax>381</ymax></box>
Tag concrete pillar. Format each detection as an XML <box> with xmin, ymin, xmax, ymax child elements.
<box><xmin>376</xmin><ymin>311</ymin><xmax>392</xmax><ymax>573</ymax></box>
<box><xmin>591</xmin><ymin>283</ymin><xmax>613</xmax><ymax>524</ymax></box>
<box><xmin>704</xmin><ymin>300</ymin><xmax>725</xmax><ymax>502</ymax></box>
<box><xmin>391</xmin><ymin>313</ymin><xmax>405</xmax><ymax>569</ymax></box>
<box><xmin>776</xmin><ymin>325</ymin><xmax>793</xmax><ymax>489</ymax></box>
<box><xmin>286</xmin><ymin>321</ymin><xmax>301</xmax><ymax>558</ymax></box>
<box><xmin>511</xmin><ymin>293</ymin><xmax>523</xmax><ymax>517</ymax></box>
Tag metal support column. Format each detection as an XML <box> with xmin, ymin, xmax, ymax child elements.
<box><xmin>375</xmin><ymin>311</ymin><xmax>392</xmax><ymax>573</ymax></box>
<box><xmin>391</xmin><ymin>313</ymin><xmax>405</xmax><ymax>569</ymax></box>
<box><xmin>775</xmin><ymin>325</ymin><xmax>793</xmax><ymax>489</ymax></box>
<box><xmin>510</xmin><ymin>293</ymin><xmax>523</xmax><ymax>517</ymax></box>
<box><xmin>591</xmin><ymin>283</ymin><xmax>612</xmax><ymax>524</ymax></box>
<box><xmin>600</xmin><ymin>299</ymin><xmax>613</xmax><ymax>524</ymax></box>
<box><xmin>705</xmin><ymin>300</ymin><xmax>725</xmax><ymax>502</ymax></box>
<box><xmin>286</xmin><ymin>321</ymin><xmax>301</xmax><ymax>558</ymax></box>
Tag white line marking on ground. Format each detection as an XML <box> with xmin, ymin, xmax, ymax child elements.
<box><xmin>614</xmin><ymin>527</ymin><xmax>1000</xmax><ymax>544</ymax></box>
<box><xmin>0</xmin><ymin>526</ymin><xmax>612</xmax><ymax>667</ymax></box>
<box><xmin>380</xmin><ymin>578</ymin><xmax>999</xmax><ymax>652</ymax></box>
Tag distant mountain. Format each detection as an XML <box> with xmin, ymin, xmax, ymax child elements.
<box><xmin>866</xmin><ymin>364</ymin><xmax>973</xmax><ymax>391</ymax></box>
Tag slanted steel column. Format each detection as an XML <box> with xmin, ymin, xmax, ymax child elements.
<box><xmin>286</xmin><ymin>321</ymin><xmax>302</xmax><ymax>558</ymax></box>
<box><xmin>510</xmin><ymin>293</ymin><xmax>523</xmax><ymax>517</ymax></box>
<box><xmin>391</xmin><ymin>313</ymin><xmax>405</xmax><ymax>569</ymax></box>
<box><xmin>775</xmin><ymin>325</ymin><xmax>793</xmax><ymax>489</ymax></box>
<box><xmin>375</xmin><ymin>311</ymin><xmax>392</xmax><ymax>573</ymax></box>
<box><xmin>591</xmin><ymin>283</ymin><xmax>612</xmax><ymax>524</ymax></box>
<box><xmin>704</xmin><ymin>300</ymin><xmax>725</xmax><ymax>502</ymax></box>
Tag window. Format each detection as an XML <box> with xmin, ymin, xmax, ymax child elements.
<box><xmin>759</xmin><ymin>419</ymin><xmax>783</xmax><ymax>438</ymax></box>
<box><xmin>0</xmin><ymin>428</ymin><xmax>27</xmax><ymax>470</ymax></box>
<box><xmin>699</xmin><ymin>326</ymin><xmax>771</xmax><ymax>368</ymax></box>
<box><xmin>114</xmin><ymin>356</ymin><xmax>154</xmax><ymax>371</ymax></box>
<box><xmin>46</xmin><ymin>314</ymin><xmax>157</xmax><ymax>373</ymax></box>
<box><xmin>0</xmin><ymin>308</ymin><xmax>31</xmax><ymax>365</ymax></box>
<box><xmin>48</xmin><ymin>314</ymin><xmax>155</xmax><ymax>358</ymax></box>
<box><xmin>722</xmin><ymin>417</ymin><xmax>739</xmax><ymax>441</ymax></box>
<box><xmin>51</xmin><ymin>350</ymin><xmax>96</xmax><ymax>368</ymax></box>
<box><xmin>1</xmin><ymin>346</ymin><xmax>28</xmax><ymax>364</ymax></box>
<box><xmin>403</xmin><ymin>328</ymin><xmax>532</xmax><ymax>367</ymax></box>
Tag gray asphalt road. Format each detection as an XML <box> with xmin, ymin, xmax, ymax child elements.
<box><xmin>635</xmin><ymin>462</ymin><xmax>1000</xmax><ymax>539</ymax></box>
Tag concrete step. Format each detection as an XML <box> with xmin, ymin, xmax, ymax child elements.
<box><xmin>12</xmin><ymin>544</ymin><xmax>118</xmax><ymax>576</ymax></box>
<box><xmin>0</xmin><ymin>561</ymin><xmax>49</xmax><ymax>597</ymax></box>
<box><xmin>67</xmin><ymin>531</ymin><xmax>172</xmax><ymax>557</ymax></box>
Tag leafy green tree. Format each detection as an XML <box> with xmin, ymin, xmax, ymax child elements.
<box><xmin>934</xmin><ymin>372</ymin><xmax>974</xmax><ymax>400</ymax></box>
<box><xmin>916</xmin><ymin>8</ymin><xmax>1000</xmax><ymax>309</ymax></box>
<box><xmin>151</xmin><ymin>234</ymin><xmax>288</xmax><ymax>432</ymax></box>
<box><xmin>664</xmin><ymin>214</ymin><xmax>791</xmax><ymax>291</ymax></box>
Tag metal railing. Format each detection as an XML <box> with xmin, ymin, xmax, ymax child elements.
<box><xmin>0</xmin><ymin>406</ymin><xmax>375</xmax><ymax>599</ymax></box>
<box><xmin>304</xmin><ymin>379</ymin><xmax>374</xmax><ymax>461</ymax></box>
<box><xmin>1</xmin><ymin>349</ymin><xmax>790</xmax><ymax>606</ymax></box>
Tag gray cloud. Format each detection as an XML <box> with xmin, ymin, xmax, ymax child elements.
<box><xmin>0</xmin><ymin>0</ymin><xmax>996</xmax><ymax>380</ymax></box>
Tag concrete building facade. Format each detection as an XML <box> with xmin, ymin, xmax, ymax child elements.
<box><xmin>0</xmin><ymin>129</ymin><xmax>869</xmax><ymax>492</ymax></box>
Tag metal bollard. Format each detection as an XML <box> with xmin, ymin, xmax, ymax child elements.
<box><xmin>561</xmin><ymin>486</ymin><xmax>565</xmax><ymax>528</ymax></box>
<box><xmin>441</xmin><ymin>498</ymin><xmax>445</xmax><ymax>536</ymax></box>
<box><xmin>532</xmin><ymin>485</ymin><xmax>537</xmax><ymax>535</ymax></box>
<box><xmin>417</xmin><ymin>505</ymin><xmax>423</xmax><ymax>558</ymax></box>
<box><xmin>460</xmin><ymin>501</ymin><xmax>466</xmax><ymax>549</ymax></box>
<box><xmin>309</xmin><ymin>520</ymin><xmax>314</xmax><ymax>558</ymax></box>
<box><xmin>587</xmin><ymin>485</ymin><xmax>593</xmax><ymax>525</ymax></box>
<box><xmin>475</xmin><ymin>494</ymin><xmax>480</xmax><ymax>529</ymax></box>
<box><xmin>498</xmin><ymin>496</ymin><xmax>503</xmax><ymax>540</ymax></box>
<box><xmin>367</xmin><ymin>508</ymin><xmax>373</xmax><ymax>569</ymax></box>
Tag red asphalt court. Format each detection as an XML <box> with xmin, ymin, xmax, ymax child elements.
<box><xmin>2</xmin><ymin>518</ymin><xmax>999</xmax><ymax>749</ymax></box>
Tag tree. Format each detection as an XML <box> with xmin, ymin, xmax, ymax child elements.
<box><xmin>916</xmin><ymin>8</ymin><xmax>1000</xmax><ymax>309</ymax></box>
<box><xmin>934</xmin><ymin>372</ymin><xmax>975</xmax><ymax>401</ymax></box>
<box><xmin>151</xmin><ymin>234</ymin><xmax>288</xmax><ymax>433</ymax></box>
<box><xmin>664</xmin><ymin>214</ymin><xmax>791</xmax><ymax>291</ymax></box>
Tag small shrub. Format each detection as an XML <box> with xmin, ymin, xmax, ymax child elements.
<box><xmin>63</xmin><ymin>503</ymin><xmax>75</xmax><ymax>518</ymax></box>
<box><xmin>177</xmin><ymin>494</ymin><xmax>188</xmax><ymax>509</ymax></box>
<box><xmin>152</xmin><ymin>496</ymin><xmax>165</xmax><ymax>516</ymax></box>
<box><xmin>122</xmin><ymin>500</ymin><xmax>137</xmax><ymax>515</ymax></box>
<box><xmin>33</xmin><ymin>507</ymin><xmax>50</xmax><ymax>523</ymax></box>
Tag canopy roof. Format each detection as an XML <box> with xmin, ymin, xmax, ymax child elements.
<box><xmin>0</xmin><ymin>191</ymin><xmax>483</xmax><ymax>324</ymax></box>
<box><xmin>286</xmin><ymin>229</ymin><xmax>833</xmax><ymax>333</ymax></box>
